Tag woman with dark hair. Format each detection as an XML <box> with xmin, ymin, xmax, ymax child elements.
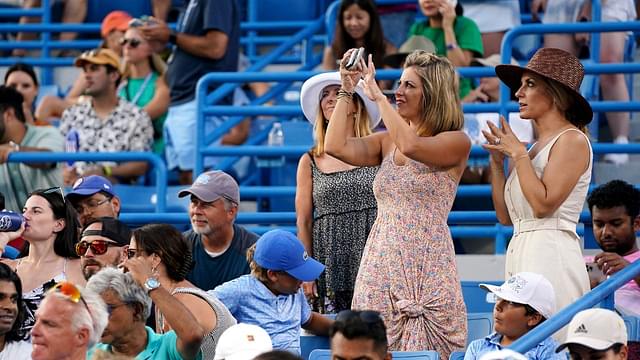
<box><xmin>0</xmin><ymin>263</ymin><xmax>31</xmax><ymax>358</ymax></box>
<box><xmin>128</xmin><ymin>223</ymin><xmax>236</xmax><ymax>359</ymax></box>
<box><xmin>1</xmin><ymin>187</ymin><xmax>84</xmax><ymax>334</ymax></box>
<box><xmin>483</xmin><ymin>48</ymin><xmax>593</xmax><ymax>339</ymax></box>
<box><xmin>4</xmin><ymin>63</ymin><xmax>41</xmax><ymax>126</ymax></box>
<box><xmin>322</xmin><ymin>0</ymin><xmax>396</xmax><ymax>70</ymax></box>
<box><xmin>409</xmin><ymin>0</ymin><xmax>483</xmax><ymax>97</ymax></box>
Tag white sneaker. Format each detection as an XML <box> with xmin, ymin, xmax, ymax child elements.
<box><xmin>603</xmin><ymin>136</ymin><xmax>629</xmax><ymax>165</ymax></box>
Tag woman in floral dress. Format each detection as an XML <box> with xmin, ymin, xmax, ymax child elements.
<box><xmin>324</xmin><ymin>50</ymin><xmax>470</xmax><ymax>358</ymax></box>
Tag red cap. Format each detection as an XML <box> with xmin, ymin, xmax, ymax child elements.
<box><xmin>101</xmin><ymin>11</ymin><xmax>132</xmax><ymax>38</ymax></box>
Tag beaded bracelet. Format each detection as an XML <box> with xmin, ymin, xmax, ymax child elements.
<box><xmin>336</xmin><ymin>88</ymin><xmax>354</xmax><ymax>103</ymax></box>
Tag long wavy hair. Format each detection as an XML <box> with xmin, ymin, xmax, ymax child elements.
<box><xmin>332</xmin><ymin>0</ymin><xmax>387</xmax><ymax>68</ymax></box>
<box><xmin>312</xmin><ymin>90</ymin><xmax>372</xmax><ymax>156</ymax></box>
<box><xmin>403</xmin><ymin>50</ymin><xmax>463</xmax><ymax>136</ymax></box>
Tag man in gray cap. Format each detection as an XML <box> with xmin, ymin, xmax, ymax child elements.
<box><xmin>179</xmin><ymin>170</ymin><xmax>258</xmax><ymax>290</ymax></box>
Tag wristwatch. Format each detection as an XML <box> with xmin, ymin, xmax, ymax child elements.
<box><xmin>168</xmin><ymin>30</ymin><xmax>178</xmax><ymax>45</ymax></box>
<box><xmin>446</xmin><ymin>43</ymin><xmax>458</xmax><ymax>51</ymax></box>
<box><xmin>143</xmin><ymin>277</ymin><xmax>161</xmax><ymax>293</ymax></box>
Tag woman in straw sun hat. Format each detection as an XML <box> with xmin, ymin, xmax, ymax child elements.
<box><xmin>482</xmin><ymin>47</ymin><xmax>593</xmax><ymax>338</ymax></box>
<box><xmin>325</xmin><ymin>49</ymin><xmax>470</xmax><ymax>358</ymax></box>
<box><xmin>295</xmin><ymin>71</ymin><xmax>381</xmax><ymax>314</ymax></box>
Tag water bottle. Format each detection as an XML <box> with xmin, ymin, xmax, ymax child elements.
<box><xmin>0</xmin><ymin>211</ymin><xmax>23</xmax><ymax>232</ymax></box>
<box><xmin>65</xmin><ymin>129</ymin><xmax>79</xmax><ymax>167</ymax></box>
<box><xmin>267</xmin><ymin>122</ymin><xmax>285</xmax><ymax>167</ymax></box>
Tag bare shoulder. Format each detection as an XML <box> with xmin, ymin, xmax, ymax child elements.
<box><xmin>175</xmin><ymin>292</ymin><xmax>214</xmax><ymax>314</ymax></box>
<box><xmin>66</xmin><ymin>258</ymin><xmax>87</xmax><ymax>286</ymax></box>
<box><xmin>551</xmin><ymin>130</ymin><xmax>590</xmax><ymax>155</ymax></box>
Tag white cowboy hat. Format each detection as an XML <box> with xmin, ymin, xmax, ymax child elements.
<box><xmin>299</xmin><ymin>71</ymin><xmax>381</xmax><ymax>128</ymax></box>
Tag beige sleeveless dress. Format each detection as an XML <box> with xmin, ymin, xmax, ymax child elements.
<box><xmin>504</xmin><ymin>129</ymin><xmax>591</xmax><ymax>335</ymax></box>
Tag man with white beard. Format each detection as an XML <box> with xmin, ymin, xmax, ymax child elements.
<box><xmin>178</xmin><ymin>170</ymin><xmax>258</xmax><ymax>290</ymax></box>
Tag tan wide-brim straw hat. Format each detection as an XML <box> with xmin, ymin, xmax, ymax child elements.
<box><xmin>495</xmin><ymin>47</ymin><xmax>593</xmax><ymax>126</ymax></box>
<box><xmin>383</xmin><ymin>35</ymin><xmax>436</xmax><ymax>68</ymax></box>
<box><xmin>299</xmin><ymin>71</ymin><xmax>382</xmax><ymax>128</ymax></box>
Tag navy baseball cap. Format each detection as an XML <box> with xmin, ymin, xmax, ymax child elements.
<box><xmin>66</xmin><ymin>175</ymin><xmax>116</xmax><ymax>200</ymax></box>
<box><xmin>254</xmin><ymin>230</ymin><xmax>325</xmax><ymax>282</ymax></box>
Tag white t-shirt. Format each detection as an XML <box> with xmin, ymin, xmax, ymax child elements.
<box><xmin>464</xmin><ymin>112</ymin><xmax>534</xmax><ymax>145</ymax></box>
<box><xmin>0</xmin><ymin>340</ymin><xmax>32</xmax><ymax>360</ymax></box>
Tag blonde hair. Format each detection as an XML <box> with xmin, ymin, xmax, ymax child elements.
<box><xmin>540</xmin><ymin>76</ymin><xmax>588</xmax><ymax>134</ymax></box>
<box><xmin>403</xmin><ymin>50</ymin><xmax>464</xmax><ymax>136</ymax></box>
<box><xmin>246</xmin><ymin>243</ymin><xmax>269</xmax><ymax>283</ymax></box>
<box><xmin>312</xmin><ymin>93</ymin><xmax>373</xmax><ymax>156</ymax></box>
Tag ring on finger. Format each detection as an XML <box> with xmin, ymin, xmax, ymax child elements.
<box><xmin>494</xmin><ymin>137</ymin><xmax>501</xmax><ymax>145</ymax></box>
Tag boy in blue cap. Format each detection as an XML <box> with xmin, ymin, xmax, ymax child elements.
<box><xmin>211</xmin><ymin>229</ymin><xmax>333</xmax><ymax>355</ymax></box>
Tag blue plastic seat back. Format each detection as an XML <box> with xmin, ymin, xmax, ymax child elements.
<box><xmin>461</xmin><ymin>281</ymin><xmax>500</xmax><ymax>313</ymax></box>
<box><xmin>467</xmin><ymin>312</ymin><xmax>494</xmax><ymax>345</ymax></box>
<box><xmin>85</xmin><ymin>0</ymin><xmax>152</xmax><ymax>24</ymax></box>
<box><xmin>623</xmin><ymin>315</ymin><xmax>639</xmax><ymax>341</ymax></box>
<box><xmin>450</xmin><ymin>351</ymin><xmax>466</xmax><ymax>360</ymax></box>
<box><xmin>309</xmin><ymin>349</ymin><xmax>440</xmax><ymax>360</ymax></box>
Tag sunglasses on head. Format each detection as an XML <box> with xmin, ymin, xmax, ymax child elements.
<box><xmin>42</xmin><ymin>186</ymin><xmax>66</xmax><ymax>203</ymax></box>
<box><xmin>75</xmin><ymin>239</ymin><xmax>117</xmax><ymax>256</ymax></box>
<box><xmin>120</xmin><ymin>38</ymin><xmax>141</xmax><ymax>48</ymax></box>
<box><xmin>336</xmin><ymin>310</ymin><xmax>384</xmax><ymax>325</ymax></box>
<box><xmin>48</xmin><ymin>281</ymin><xmax>91</xmax><ymax>315</ymax></box>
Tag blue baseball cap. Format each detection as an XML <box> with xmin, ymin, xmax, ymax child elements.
<box><xmin>66</xmin><ymin>175</ymin><xmax>117</xmax><ymax>200</ymax></box>
<box><xmin>254</xmin><ymin>230</ymin><xmax>325</xmax><ymax>282</ymax></box>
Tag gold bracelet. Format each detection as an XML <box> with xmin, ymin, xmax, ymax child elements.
<box><xmin>336</xmin><ymin>89</ymin><xmax>353</xmax><ymax>103</ymax></box>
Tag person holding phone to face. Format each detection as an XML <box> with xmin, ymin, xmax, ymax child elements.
<box><xmin>585</xmin><ymin>180</ymin><xmax>640</xmax><ymax>317</ymax></box>
<box><xmin>325</xmin><ymin>49</ymin><xmax>470</xmax><ymax>358</ymax></box>
<box><xmin>408</xmin><ymin>0</ymin><xmax>483</xmax><ymax>98</ymax></box>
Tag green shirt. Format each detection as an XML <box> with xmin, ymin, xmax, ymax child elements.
<box><xmin>87</xmin><ymin>326</ymin><xmax>202</xmax><ymax>360</ymax></box>
<box><xmin>0</xmin><ymin>125</ymin><xmax>63</xmax><ymax>212</ymax></box>
<box><xmin>119</xmin><ymin>72</ymin><xmax>167</xmax><ymax>155</ymax></box>
<box><xmin>409</xmin><ymin>16</ymin><xmax>484</xmax><ymax>97</ymax></box>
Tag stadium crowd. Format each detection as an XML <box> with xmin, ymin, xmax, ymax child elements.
<box><xmin>0</xmin><ymin>0</ymin><xmax>638</xmax><ymax>359</ymax></box>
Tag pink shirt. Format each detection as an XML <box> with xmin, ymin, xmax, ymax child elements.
<box><xmin>585</xmin><ymin>250</ymin><xmax>640</xmax><ymax>316</ymax></box>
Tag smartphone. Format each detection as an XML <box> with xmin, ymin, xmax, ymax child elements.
<box><xmin>586</xmin><ymin>262</ymin><xmax>605</xmax><ymax>283</ymax></box>
<box><xmin>129</xmin><ymin>18</ymin><xmax>145</xmax><ymax>28</ymax></box>
<box><xmin>346</xmin><ymin>47</ymin><xmax>364</xmax><ymax>70</ymax></box>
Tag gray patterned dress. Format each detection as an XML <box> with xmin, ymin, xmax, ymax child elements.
<box><xmin>310</xmin><ymin>156</ymin><xmax>378</xmax><ymax>313</ymax></box>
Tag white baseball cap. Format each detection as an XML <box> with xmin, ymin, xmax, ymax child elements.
<box><xmin>556</xmin><ymin>308</ymin><xmax>627</xmax><ymax>352</ymax></box>
<box><xmin>214</xmin><ymin>323</ymin><xmax>273</xmax><ymax>360</ymax></box>
<box><xmin>479</xmin><ymin>349</ymin><xmax>527</xmax><ymax>360</ymax></box>
<box><xmin>480</xmin><ymin>272</ymin><xmax>556</xmax><ymax>320</ymax></box>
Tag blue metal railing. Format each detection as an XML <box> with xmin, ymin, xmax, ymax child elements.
<box><xmin>510</xmin><ymin>260</ymin><xmax>640</xmax><ymax>353</ymax></box>
<box><xmin>6</xmin><ymin>152</ymin><xmax>168</xmax><ymax>212</ymax></box>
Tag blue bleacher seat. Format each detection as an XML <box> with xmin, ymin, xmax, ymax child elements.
<box><xmin>301</xmin><ymin>335</ymin><xmax>330</xmax><ymax>360</ymax></box>
<box><xmin>309</xmin><ymin>349</ymin><xmax>440</xmax><ymax>360</ymax></box>
<box><xmin>112</xmin><ymin>185</ymin><xmax>189</xmax><ymax>213</ymax></box>
<box><xmin>450</xmin><ymin>351</ymin><xmax>465</xmax><ymax>360</ymax></box>
<box><xmin>467</xmin><ymin>312</ymin><xmax>494</xmax><ymax>345</ymax></box>
<box><xmin>623</xmin><ymin>316</ymin><xmax>639</xmax><ymax>341</ymax></box>
<box><xmin>85</xmin><ymin>0</ymin><xmax>152</xmax><ymax>24</ymax></box>
<box><xmin>461</xmin><ymin>281</ymin><xmax>500</xmax><ymax>313</ymax></box>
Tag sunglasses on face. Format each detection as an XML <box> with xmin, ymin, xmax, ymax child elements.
<box><xmin>48</xmin><ymin>281</ymin><xmax>91</xmax><ymax>315</ymax></box>
<box><xmin>119</xmin><ymin>38</ymin><xmax>142</xmax><ymax>48</ymax></box>
<box><xmin>75</xmin><ymin>239</ymin><xmax>117</xmax><ymax>256</ymax></box>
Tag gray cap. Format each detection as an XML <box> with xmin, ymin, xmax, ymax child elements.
<box><xmin>178</xmin><ymin>170</ymin><xmax>240</xmax><ymax>204</ymax></box>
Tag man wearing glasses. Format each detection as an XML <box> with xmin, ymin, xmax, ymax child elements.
<box><xmin>66</xmin><ymin>175</ymin><xmax>121</xmax><ymax>227</ymax></box>
<box><xmin>77</xmin><ymin>217</ymin><xmax>130</xmax><ymax>280</ymax></box>
<box><xmin>59</xmin><ymin>48</ymin><xmax>153</xmax><ymax>186</ymax></box>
